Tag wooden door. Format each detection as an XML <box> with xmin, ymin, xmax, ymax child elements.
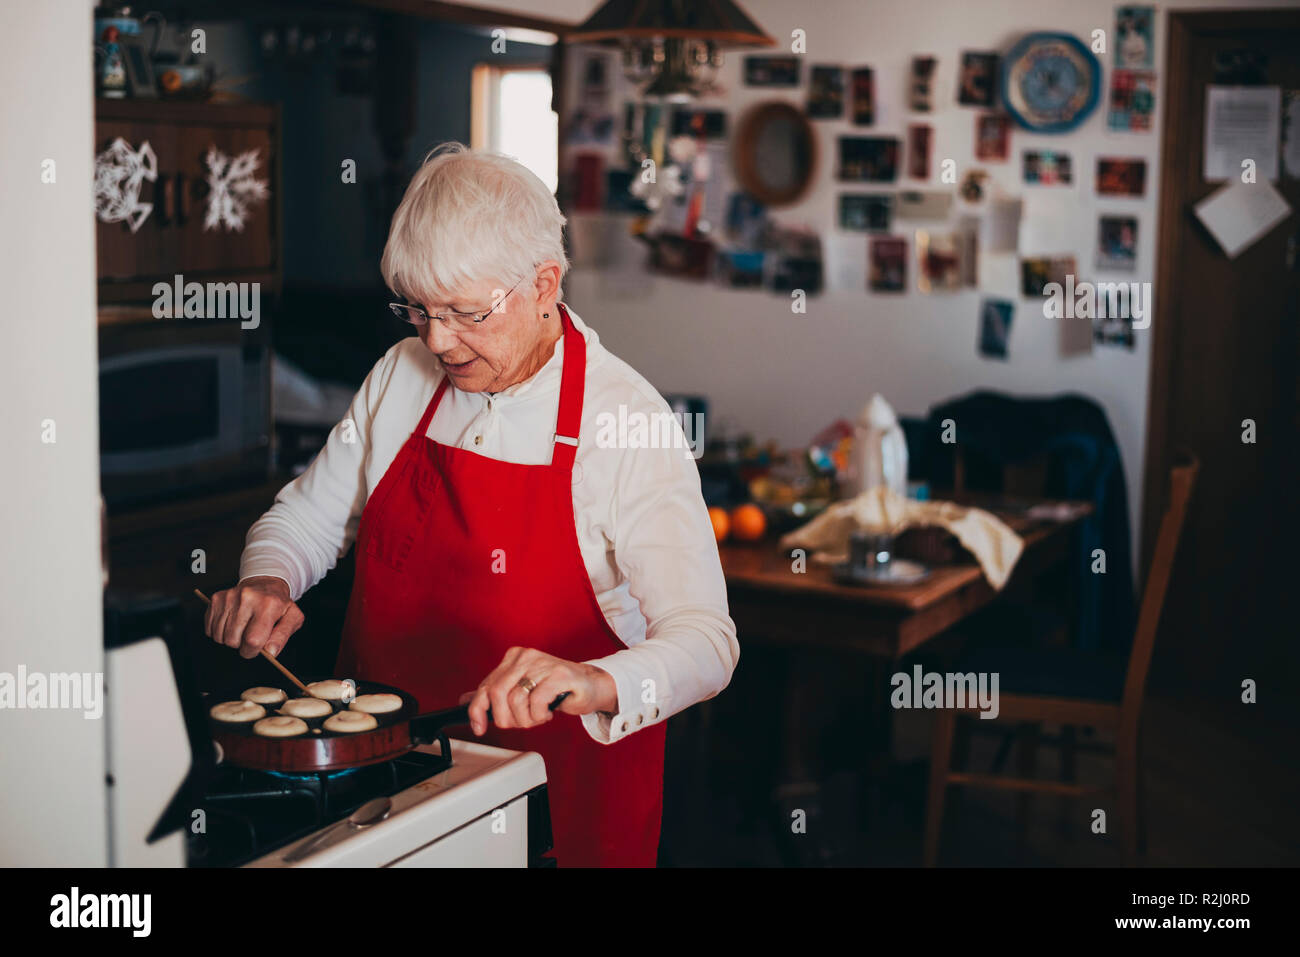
<box><xmin>1145</xmin><ymin>11</ymin><xmax>1300</xmax><ymax>718</ymax></box>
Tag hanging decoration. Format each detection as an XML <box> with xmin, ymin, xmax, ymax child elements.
<box><xmin>568</xmin><ymin>0</ymin><xmax>776</xmax><ymax>101</ymax></box>
<box><xmin>94</xmin><ymin>137</ymin><xmax>157</xmax><ymax>233</ymax></box>
<box><xmin>203</xmin><ymin>146</ymin><xmax>269</xmax><ymax>232</ymax></box>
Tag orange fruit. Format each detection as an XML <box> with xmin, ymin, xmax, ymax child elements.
<box><xmin>708</xmin><ymin>507</ymin><xmax>731</xmax><ymax>542</ymax></box>
<box><xmin>730</xmin><ymin>503</ymin><xmax>767</xmax><ymax>541</ymax></box>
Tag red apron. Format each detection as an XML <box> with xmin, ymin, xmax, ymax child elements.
<box><xmin>335</xmin><ymin>304</ymin><xmax>666</xmax><ymax>867</ymax></box>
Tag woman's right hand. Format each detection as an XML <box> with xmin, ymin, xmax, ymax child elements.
<box><xmin>204</xmin><ymin>576</ymin><xmax>305</xmax><ymax>659</ymax></box>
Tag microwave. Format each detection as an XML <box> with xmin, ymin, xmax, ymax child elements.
<box><xmin>99</xmin><ymin>314</ymin><xmax>271</xmax><ymax>509</ymax></box>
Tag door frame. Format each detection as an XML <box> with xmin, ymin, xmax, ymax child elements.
<box><xmin>1141</xmin><ymin>8</ymin><xmax>1300</xmax><ymax>577</ymax></box>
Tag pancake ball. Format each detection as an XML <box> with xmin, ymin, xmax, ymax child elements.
<box><xmin>323</xmin><ymin>710</ymin><xmax>378</xmax><ymax>734</ymax></box>
<box><xmin>350</xmin><ymin>693</ymin><xmax>403</xmax><ymax>715</ymax></box>
<box><xmin>241</xmin><ymin>686</ymin><xmax>288</xmax><ymax>705</ymax></box>
<box><xmin>210</xmin><ymin>700</ymin><xmax>266</xmax><ymax>723</ymax></box>
<box><xmin>253</xmin><ymin>716</ymin><xmax>309</xmax><ymax>738</ymax></box>
<box><xmin>281</xmin><ymin>697</ymin><xmax>333</xmax><ymax>719</ymax></box>
<box><xmin>307</xmin><ymin>679</ymin><xmax>355</xmax><ymax>702</ymax></box>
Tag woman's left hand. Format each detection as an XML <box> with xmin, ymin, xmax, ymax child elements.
<box><xmin>463</xmin><ymin>647</ymin><xmax>618</xmax><ymax>736</ymax></box>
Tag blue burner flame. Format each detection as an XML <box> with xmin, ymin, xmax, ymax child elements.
<box><xmin>265</xmin><ymin>766</ymin><xmax>363</xmax><ymax>782</ymax></box>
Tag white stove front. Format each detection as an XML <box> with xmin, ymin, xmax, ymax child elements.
<box><xmin>245</xmin><ymin>739</ymin><xmax>547</xmax><ymax>868</ymax></box>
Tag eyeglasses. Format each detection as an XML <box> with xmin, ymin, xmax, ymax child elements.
<box><xmin>388</xmin><ymin>279</ymin><xmax>523</xmax><ymax>331</ymax></box>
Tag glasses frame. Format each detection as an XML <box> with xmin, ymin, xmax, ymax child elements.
<box><xmin>388</xmin><ymin>278</ymin><xmax>525</xmax><ymax>330</ymax></box>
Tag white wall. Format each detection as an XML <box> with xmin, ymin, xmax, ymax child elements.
<box><xmin>558</xmin><ymin>0</ymin><xmax>1295</xmax><ymax>572</ymax></box>
<box><xmin>0</xmin><ymin>0</ymin><xmax>105</xmax><ymax>864</ymax></box>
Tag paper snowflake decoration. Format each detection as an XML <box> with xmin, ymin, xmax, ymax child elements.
<box><xmin>203</xmin><ymin>146</ymin><xmax>269</xmax><ymax>232</ymax></box>
<box><xmin>94</xmin><ymin>138</ymin><xmax>157</xmax><ymax>233</ymax></box>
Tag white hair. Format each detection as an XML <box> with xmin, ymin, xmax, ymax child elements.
<box><xmin>381</xmin><ymin>143</ymin><xmax>567</xmax><ymax>306</ymax></box>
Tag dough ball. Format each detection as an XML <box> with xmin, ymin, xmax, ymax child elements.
<box><xmin>253</xmin><ymin>716</ymin><xmax>308</xmax><ymax>737</ymax></box>
<box><xmin>323</xmin><ymin>710</ymin><xmax>378</xmax><ymax>734</ymax></box>
<box><xmin>210</xmin><ymin>700</ymin><xmax>266</xmax><ymax>723</ymax></box>
<box><xmin>281</xmin><ymin>697</ymin><xmax>333</xmax><ymax>719</ymax></box>
<box><xmin>241</xmin><ymin>686</ymin><xmax>287</xmax><ymax>705</ymax></box>
<box><xmin>350</xmin><ymin>693</ymin><xmax>403</xmax><ymax>715</ymax></box>
<box><xmin>307</xmin><ymin>679</ymin><xmax>354</xmax><ymax>701</ymax></box>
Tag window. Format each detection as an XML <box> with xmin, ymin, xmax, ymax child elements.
<box><xmin>471</xmin><ymin>64</ymin><xmax>558</xmax><ymax>194</ymax></box>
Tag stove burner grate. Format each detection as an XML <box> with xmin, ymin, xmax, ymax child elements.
<box><xmin>191</xmin><ymin>750</ymin><xmax>450</xmax><ymax>866</ymax></box>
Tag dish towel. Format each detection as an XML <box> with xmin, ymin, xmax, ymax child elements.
<box><xmin>779</xmin><ymin>486</ymin><xmax>1025</xmax><ymax>589</ymax></box>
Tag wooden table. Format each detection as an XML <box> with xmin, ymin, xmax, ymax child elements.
<box><xmin>710</xmin><ymin>499</ymin><xmax>1093</xmax><ymax>798</ymax></box>
<box><xmin>719</xmin><ymin>501</ymin><xmax>1092</xmax><ymax>660</ymax></box>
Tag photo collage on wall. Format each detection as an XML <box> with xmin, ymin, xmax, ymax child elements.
<box><xmin>562</xmin><ymin>8</ymin><xmax>1157</xmax><ymax>355</ymax></box>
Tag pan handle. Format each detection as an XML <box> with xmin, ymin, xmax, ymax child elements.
<box><xmin>409</xmin><ymin>704</ymin><xmax>472</xmax><ymax>746</ymax></box>
<box><xmin>409</xmin><ymin>692</ymin><xmax>571</xmax><ymax>746</ymax></box>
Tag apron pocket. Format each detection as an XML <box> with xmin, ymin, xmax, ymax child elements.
<box><xmin>362</xmin><ymin>458</ymin><xmax>442</xmax><ymax>572</ymax></box>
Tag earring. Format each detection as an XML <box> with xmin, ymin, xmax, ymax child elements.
<box><xmin>543</xmin><ymin>312</ymin><xmax>549</xmax><ymax>318</ymax></box>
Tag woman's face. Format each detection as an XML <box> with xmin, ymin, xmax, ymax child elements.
<box><xmin>414</xmin><ymin>267</ymin><xmax>560</xmax><ymax>393</ymax></box>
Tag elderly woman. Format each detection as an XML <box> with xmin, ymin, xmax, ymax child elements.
<box><xmin>204</xmin><ymin>144</ymin><xmax>738</xmax><ymax>867</ymax></box>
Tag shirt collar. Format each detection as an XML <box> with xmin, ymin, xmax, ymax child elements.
<box><xmin>491</xmin><ymin>304</ymin><xmax>598</xmax><ymax>401</ymax></box>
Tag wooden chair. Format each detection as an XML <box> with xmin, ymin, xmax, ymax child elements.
<box><xmin>922</xmin><ymin>453</ymin><xmax>1199</xmax><ymax>866</ymax></box>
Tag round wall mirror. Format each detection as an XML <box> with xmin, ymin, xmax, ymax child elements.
<box><xmin>732</xmin><ymin>101</ymin><xmax>818</xmax><ymax>207</ymax></box>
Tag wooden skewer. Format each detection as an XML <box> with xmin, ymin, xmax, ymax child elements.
<box><xmin>193</xmin><ymin>589</ymin><xmax>312</xmax><ymax>696</ymax></box>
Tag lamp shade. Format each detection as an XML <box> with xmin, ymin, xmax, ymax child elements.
<box><xmin>569</xmin><ymin>0</ymin><xmax>776</xmax><ymax>47</ymax></box>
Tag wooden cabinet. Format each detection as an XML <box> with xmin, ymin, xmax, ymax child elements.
<box><xmin>95</xmin><ymin>100</ymin><xmax>281</xmax><ymax>303</ymax></box>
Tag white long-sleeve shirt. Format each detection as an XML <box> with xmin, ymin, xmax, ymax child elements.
<box><xmin>239</xmin><ymin>306</ymin><xmax>738</xmax><ymax>744</ymax></box>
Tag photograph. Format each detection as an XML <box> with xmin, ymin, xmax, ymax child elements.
<box><xmin>1107</xmin><ymin>70</ymin><xmax>1157</xmax><ymax>132</ymax></box>
<box><xmin>670</xmin><ymin>108</ymin><xmax>727</xmax><ymax>139</ymax></box>
<box><xmin>1094</xmin><ymin>312</ymin><xmax>1137</xmax><ymax>349</ymax></box>
<box><xmin>915</xmin><ymin>228</ymin><xmax>965</xmax><ymax>292</ymax></box>
<box><xmin>975</xmin><ymin>113</ymin><xmax>1011</xmax><ymax>161</ymax></box>
<box><xmin>960</xmin><ymin>169</ymin><xmax>989</xmax><ymax>203</ymax></box>
<box><xmin>1097</xmin><ymin>215</ymin><xmax>1139</xmax><ymax>270</ymax></box>
<box><xmin>839</xmin><ymin>136</ymin><xmax>900</xmax><ymax>181</ymax></box>
<box><xmin>1116</xmin><ymin>4</ymin><xmax>1156</xmax><ymax>69</ymax></box>
<box><xmin>839</xmin><ymin>194</ymin><xmax>894</xmax><ymax>232</ymax></box>
<box><xmin>979</xmin><ymin>298</ymin><xmax>1015</xmax><ymax>358</ymax></box>
<box><xmin>957</xmin><ymin>52</ymin><xmax>999</xmax><ymax>106</ymax></box>
<box><xmin>868</xmin><ymin>235</ymin><xmax>907</xmax><ymax>291</ymax></box>
<box><xmin>851</xmin><ymin>67</ymin><xmax>876</xmax><ymax>125</ymax></box>
<box><xmin>771</xmin><ymin>228</ymin><xmax>824</xmax><ymax>295</ymax></box>
<box><xmin>1020</xmin><ymin>255</ymin><xmax>1077</xmax><ymax>295</ymax></box>
<box><xmin>896</xmin><ymin>190</ymin><xmax>954</xmax><ymax>219</ymax></box>
<box><xmin>1023</xmin><ymin>149</ymin><xmax>1073</xmax><ymax>184</ymax></box>
<box><xmin>744</xmin><ymin>55</ymin><xmax>800</xmax><ymax>87</ymax></box>
<box><xmin>910</xmin><ymin>55</ymin><xmax>938</xmax><ymax>111</ymax></box>
<box><xmin>1097</xmin><ymin>157</ymin><xmax>1148</xmax><ymax>196</ymax></box>
<box><xmin>6</xmin><ymin>1</ymin><xmax>1295</xmax><ymax>932</ymax></box>
<box><xmin>808</xmin><ymin>65</ymin><xmax>846</xmax><ymax>118</ymax></box>
<box><xmin>907</xmin><ymin>124</ymin><xmax>933</xmax><ymax>179</ymax></box>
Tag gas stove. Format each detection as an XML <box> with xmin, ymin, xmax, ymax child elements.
<box><xmin>205</xmin><ymin>740</ymin><xmax>550</xmax><ymax>867</ymax></box>
<box><xmin>104</xmin><ymin>591</ymin><xmax>552</xmax><ymax>868</ymax></box>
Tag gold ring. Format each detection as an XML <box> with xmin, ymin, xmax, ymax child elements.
<box><xmin>517</xmin><ymin>676</ymin><xmax>536</xmax><ymax>693</ymax></box>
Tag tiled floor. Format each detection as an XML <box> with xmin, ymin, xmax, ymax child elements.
<box><xmin>658</xmin><ymin>646</ymin><xmax>1300</xmax><ymax>867</ymax></box>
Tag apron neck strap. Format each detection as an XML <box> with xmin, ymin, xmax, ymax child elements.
<box><xmin>552</xmin><ymin>302</ymin><xmax>585</xmax><ymax>471</ymax></box>
<box><xmin>417</xmin><ymin>376</ymin><xmax>451</xmax><ymax>437</ymax></box>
